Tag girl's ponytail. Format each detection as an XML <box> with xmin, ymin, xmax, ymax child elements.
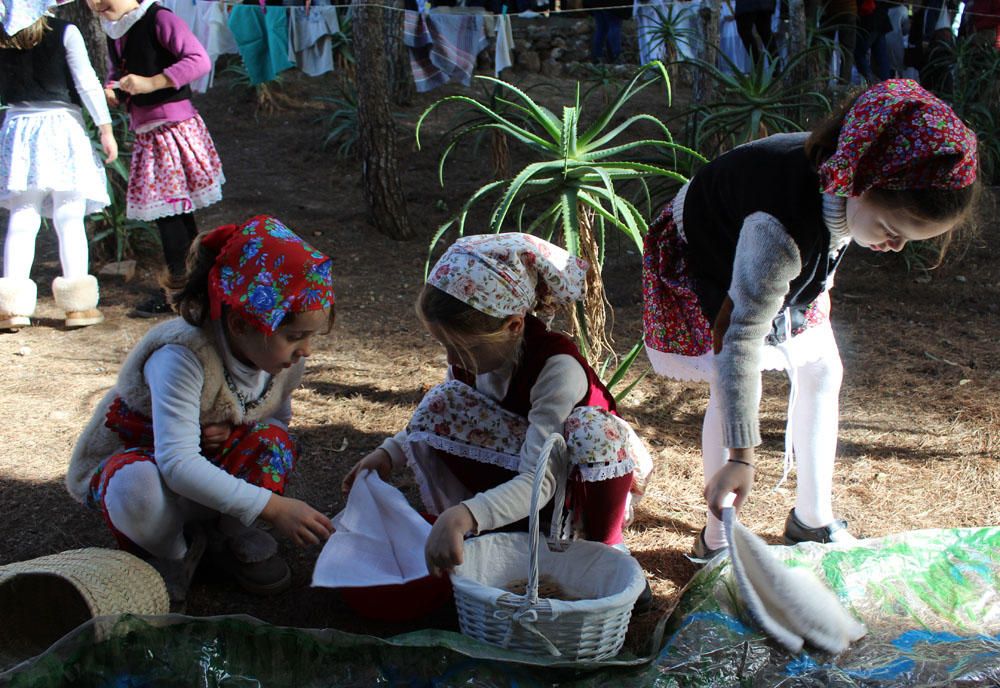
<box><xmin>165</xmin><ymin>236</ymin><xmax>218</xmax><ymax>327</ymax></box>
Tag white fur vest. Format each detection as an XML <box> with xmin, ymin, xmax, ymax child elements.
<box><xmin>66</xmin><ymin>317</ymin><xmax>305</xmax><ymax>503</ymax></box>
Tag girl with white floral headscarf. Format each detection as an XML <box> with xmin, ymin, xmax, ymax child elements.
<box><xmin>344</xmin><ymin>233</ymin><xmax>654</xmax><ymax>592</ymax></box>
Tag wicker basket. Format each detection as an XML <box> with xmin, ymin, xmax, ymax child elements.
<box><xmin>450</xmin><ymin>434</ymin><xmax>646</xmax><ymax>661</ymax></box>
<box><xmin>0</xmin><ymin>548</ymin><xmax>168</xmax><ymax>670</ymax></box>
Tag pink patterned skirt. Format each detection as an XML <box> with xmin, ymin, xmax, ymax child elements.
<box><xmin>642</xmin><ymin>200</ymin><xmax>831</xmax><ymax>374</ymax></box>
<box><xmin>127</xmin><ymin>114</ymin><xmax>225</xmax><ymax>222</ymax></box>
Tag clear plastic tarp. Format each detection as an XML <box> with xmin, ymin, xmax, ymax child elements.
<box><xmin>3</xmin><ymin>527</ymin><xmax>998</xmax><ymax>687</ymax></box>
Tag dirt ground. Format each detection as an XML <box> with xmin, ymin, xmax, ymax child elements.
<box><xmin>1</xmin><ymin>65</ymin><xmax>998</xmax><ymax>655</ymax></box>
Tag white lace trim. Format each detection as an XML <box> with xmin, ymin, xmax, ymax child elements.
<box><xmin>575</xmin><ymin>459</ymin><xmax>635</xmax><ymax>482</ymax></box>
<box><xmin>645</xmin><ymin>345</ymin><xmax>714</xmax><ymax>382</ymax></box>
<box><xmin>127</xmin><ymin>180</ymin><xmax>224</xmax><ymax>222</ymax></box>
<box><xmin>408</xmin><ymin>431</ymin><xmax>521</xmax><ymax>472</ymax></box>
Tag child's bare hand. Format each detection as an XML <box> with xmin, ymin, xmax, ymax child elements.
<box><xmin>704</xmin><ymin>454</ymin><xmax>755</xmax><ymax>520</ymax></box>
<box><xmin>341</xmin><ymin>449</ymin><xmax>392</xmax><ymax>494</ymax></box>
<box><xmin>424</xmin><ymin>504</ymin><xmax>476</xmax><ymax>577</ymax></box>
<box><xmin>118</xmin><ymin>74</ymin><xmax>159</xmax><ymax>95</ymax></box>
<box><xmin>200</xmin><ymin>422</ymin><xmax>233</xmax><ymax>453</ymax></box>
<box><xmin>104</xmin><ymin>87</ymin><xmax>119</xmax><ymax>108</ymax></box>
<box><xmin>97</xmin><ymin>124</ymin><xmax>118</xmax><ymax>164</ymax></box>
<box><xmin>261</xmin><ymin>494</ymin><xmax>333</xmax><ymax>547</ymax></box>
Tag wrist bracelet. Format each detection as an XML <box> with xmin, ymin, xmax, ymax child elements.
<box><xmin>728</xmin><ymin>458</ymin><xmax>755</xmax><ymax>469</ymax></box>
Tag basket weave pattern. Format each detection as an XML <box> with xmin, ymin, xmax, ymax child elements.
<box><xmin>0</xmin><ymin>547</ymin><xmax>169</xmax><ymax>617</ymax></box>
<box><xmin>450</xmin><ymin>434</ymin><xmax>644</xmax><ymax>661</ymax></box>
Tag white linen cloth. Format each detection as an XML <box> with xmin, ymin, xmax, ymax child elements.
<box><xmin>722</xmin><ymin>507</ymin><xmax>867</xmax><ymax>654</ymax></box>
<box><xmin>312</xmin><ymin>471</ymin><xmax>432</xmax><ymax>588</ymax></box>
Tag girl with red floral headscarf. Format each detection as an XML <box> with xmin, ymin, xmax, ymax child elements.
<box><xmin>67</xmin><ymin>215</ymin><xmax>335</xmax><ymax>608</ymax></box>
<box><xmin>642</xmin><ymin>80</ymin><xmax>978</xmax><ymax>561</ymax></box>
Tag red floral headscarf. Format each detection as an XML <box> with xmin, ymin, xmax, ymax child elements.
<box><xmin>201</xmin><ymin>215</ymin><xmax>334</xmax><ymax>334</ymax></box>
<box><xmin>819</xmin><ymin>79</ymin><xmax>978</xmax><ymax>196</ymax></box>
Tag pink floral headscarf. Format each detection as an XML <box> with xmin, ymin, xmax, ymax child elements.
<box><xmin>819</xmin><ymin>79</ymin><xmax>978</xmax><ymax>196</ymax></box>
<box><xmin>427</xmin><ymin>233</ymin><xmax>588</xmax><ymax>319</ymax></box>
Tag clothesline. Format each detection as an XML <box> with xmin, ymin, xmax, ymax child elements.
<box><xmin>205</xmin><ymin>0</ymin><xmax>1000</xmax><ymax>20</ymax></box>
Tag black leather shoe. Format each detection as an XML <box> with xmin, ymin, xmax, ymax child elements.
<box><xmin>633</xmin><ymin>579</ymin><xmax>653</xmax><ymax>614</ymax></box>
<box><xmin>783</xmin><ymin>508</ymin><xmax>856</xmax><ymax>545</ymax></box>
<box><xmin>131</xmin><ymin>292</ymin><xmax>174</xmax><ymax>318</ymax></box>
<box><xmin>690</xmin><ymin>527</ymin><xmax>728</xmax><ymax>563</ymax></box>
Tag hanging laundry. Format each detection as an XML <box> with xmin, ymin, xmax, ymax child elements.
<box><xmin>403</xmin><ymin>10</ymin><xmax>489</xmax><ymax>93</ymax></box>
<box><xmin>227</xmin><ymin>3</ymin><xmax>296</xmax><ymax>86</ymax></box>
<box><xmin>191</xmin><ymin>0</ymin><xmax>239</xmax><ymax>92</ymax></box>
<box><xmin>288</xmin><ymin>5</ymin><xmax>341</xmax><ymax>77</ymax></box>
<box><xmin>633</xmin><ymin>0</ymin><xmax>669</xmax><ymax>66</ymax></box>
<box><xmin>494</xmin><ymin>12</ymin><xmax>513</xmax><ymax>76</ymax></box>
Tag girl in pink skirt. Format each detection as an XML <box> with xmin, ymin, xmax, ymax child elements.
<box><xmin>87</xmin><ymin>0</ymin><xmax>224</xmax><ymax>316</ymax></box>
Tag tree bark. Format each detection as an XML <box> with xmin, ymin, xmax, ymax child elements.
<box><xmin>785</xmin><ymin>0</ymin><xmax>809</xmax><ymax>85</ymax></box>
<box><xmin>55</xmin><ymin>2</ymin><xmax>109</xmax><ymax>82</ymax></box>
<box><xmin>691</xmin><ymin>0</ymin><xmax>720</xmax><ymax>106</ymax></box>
<box><xmin>383</xmin><ymin>0</ymin><xmax>415</xmax><ymax>106</ymax></box>
<box><xmin>352</xmin><ymin>0</ymin><xmax>414</xmax><ymax>240</ymax></box>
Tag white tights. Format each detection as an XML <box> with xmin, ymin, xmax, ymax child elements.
<box><xmin>103</xmin><ymin>461</ymin><xmax>217</xmax><ymax>560</ymax></box>
<box><xmin>4</xmin><ymin>190</ymin><xmax>90</xmax><ymax>281</ymax></box>
<box><xmin>702</xmin><ymin>325</ymin><xmax>843</xmax><ymax>550</ymax></box>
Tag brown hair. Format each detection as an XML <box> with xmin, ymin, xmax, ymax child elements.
<box><xmin>165</xmin><ymin>235</ymin><xmax>336</xmax><ymax>332</ymax></box>
<box><xmin>804</xmin><ymin>89</ymin><xmax>981</xmax><ymax>261</ymax></box>
<box><xmin>417</xmin><ymin>284</ymin><xmax>521</xmax><ymax>374</ymax></box>
<box><xmin>0</xmin><ymin>16</ymin><xmax>49</xmax><ymax>50</ymax></box>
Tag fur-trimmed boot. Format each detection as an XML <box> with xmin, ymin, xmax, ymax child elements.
<box><xmin>52</xmin><ymin>275</ymin><xmax>104</xmax><ymax>328</ymax></box>
<box><xmin>0</xmin><ymin>277</ymin><xmax>37</xmax><ymax>330</ymax></box>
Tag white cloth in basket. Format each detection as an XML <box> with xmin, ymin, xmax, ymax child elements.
<box><xmin>311</xmin><ymin>471</ymin><xmax>431</xmax><ymax>588</ymax></box>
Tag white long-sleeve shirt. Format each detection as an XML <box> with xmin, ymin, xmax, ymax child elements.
<box><xmin>142</xmin><ymin>324</ymin><xmax>291</xmax><ymax>525</ymax></box>
<box><xmin>381</xmin><ymin>354</ymin><xmax>587</xmax><ymax>533</ymax></box>
<box><xmin>6</xmin><ymin>22</ymin><xmax>112</xmax><ymax>126</ymax></box>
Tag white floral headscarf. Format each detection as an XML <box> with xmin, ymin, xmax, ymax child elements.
<box><xmin>426</xmin><ymin>233</ymin><xmax>588</xmax><ymax>319</ymax></box>
<box><xmin>1</xmin><ymin>0</ymin><xmax>59</xmax><ymax>35</ymax></box>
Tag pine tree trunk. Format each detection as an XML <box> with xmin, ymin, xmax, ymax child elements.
<box><xmin>352</xmin><ymin>0</ymin><xmax>414</xmax><ymax>240</ymax></box>
<box><xmin>692</xmin><ymin>0</ymin><xmax>720</xmax><ymax>105</ymax></box>
<box><xmin>383</xmin><ymin>0</ymin><xmax>415</xmax><ymax>106</ymax></box>
<box><xmin>55</xmin><ymin>2</ymin><xmax>109</xmax><ymax>82</ymax></box>
<box><xmin>785</xmin><ymin>0</ymin><xmax>809</xmax><ymax>85</ymax></box>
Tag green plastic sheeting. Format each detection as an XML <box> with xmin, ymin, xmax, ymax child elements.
<box><xmin>2</xmin><ymin>527</ymin><xmax>998</xmax><ymax>687</ymax></box>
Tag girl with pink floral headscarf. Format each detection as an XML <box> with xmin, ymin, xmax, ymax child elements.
<box><xmin>67</xmin><ymin>215</ymin><xmax>335</xmax><ymax>609</ymax></box>
<box><xmin>642</xmin><ymin>79</ymin><xmax>978</xmax><ymax>561</ymax></box>
<box><xmin>344</xmin><ymin>233</ymin><xmax>654</xmax><ymax>605</ymax></box>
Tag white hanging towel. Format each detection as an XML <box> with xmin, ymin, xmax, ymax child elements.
<box><xmin>312</xmin><ymin>471</ymin><xmax>432</xmax><ymax>588</ymax></box>
<box><xmin>722</xmin><ymin>507</ymin><xmax>867</xmax><ymax>654</ymax></box>
<box><xmin>494</xmin><ymin>13</ymin><xmax>513</xmax><ymax>77</ymax></box>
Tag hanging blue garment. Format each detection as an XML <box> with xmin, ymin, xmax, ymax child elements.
<box><xmin>227</xmin><ymin>4</ymin><xmax>295</xmax><ymax>85</ymax></box>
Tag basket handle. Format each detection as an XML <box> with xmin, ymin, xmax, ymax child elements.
<box><xmin>526</xmin><ymin>433</ymin><xmax>568</xmax><ymax>606</ymax></box>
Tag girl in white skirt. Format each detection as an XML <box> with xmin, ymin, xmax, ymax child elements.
<box><xmin>0</xmin><ymin>0</ymin><xmax>118</xmax><ymax>329</ymax></box>
<box><xmin>87</xmin><ymin>0</ymin><xmax>224</xmax><ymax>316</ymax></box>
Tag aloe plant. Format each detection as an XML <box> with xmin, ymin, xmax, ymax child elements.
<box><xmin>83</xmin><ymin>109</ymin><xmax>157</xmax><ymax>263</ymax></box>
<box><xmin>924</xmin><ymin>36</ymin><xmax>1000</xmax><ymax>186</ymax></box>
<box><xmin>679</xmin><ymin>45</ymin><xmax>831</xmax><ymax>157</ymax></box>
<box><xmin>416</xmin><ymin>61</ymin><xmax>704</xmax><ymax>370</ymax></box>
